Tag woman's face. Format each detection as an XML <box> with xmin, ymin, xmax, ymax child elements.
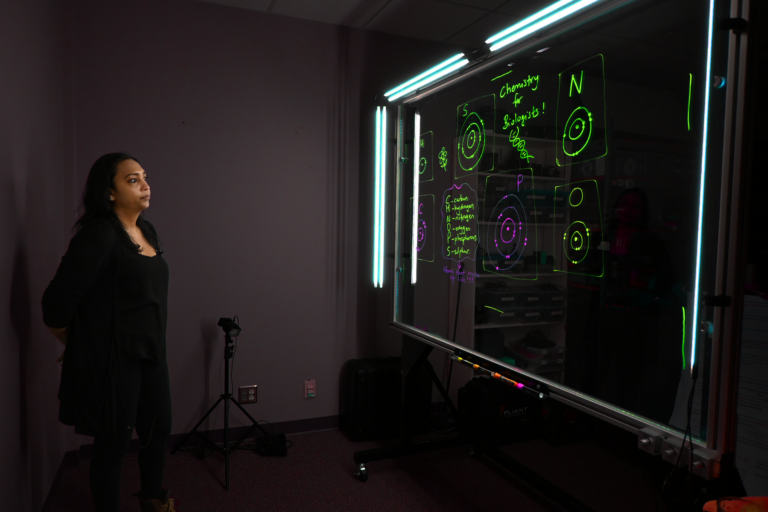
<box><xmin>616</xmin><ymin>192</ymin><xmax>644</xmax><ymax>228</ymax></box>
<box><xmin>110</xmin><ymin>159</ymin><xmax>150</xmax><ymax>213</ymax></box>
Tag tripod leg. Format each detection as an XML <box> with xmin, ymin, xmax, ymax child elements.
<box><xmin>231</xmin><ymin>400</ymin><xmax>271</xmax><ymax>436</ymax></box>
<box><xmin>225</xmin><ymin>398</ymin><xmax>230</xmax><ymax>490</ymax></box>
<box><xmin>171</xmin><ymin>396</ymin><xmax>225</xmax><ymax>454</ymax></box>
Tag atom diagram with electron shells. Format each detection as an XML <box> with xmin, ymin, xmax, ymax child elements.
<box><xmin>417</xmin><ymin>219</ymin><xmax>427</xmax><ymax>252</ymax></box>
<box><xmin>487</xmin><ymin>193</ymin><xmax>528</xmax><ymax>272</ymax></box>
<box><xmin>458</xmin><ymin>112</ymin><xmax>485</xmax><ymax>171</ymax></box>
<box><xmin>563</xmin><ymin>106</ymin><xmax>593</xmax><ymax>157</ymax></box>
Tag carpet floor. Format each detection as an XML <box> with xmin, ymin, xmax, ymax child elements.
<box><xmin>49</xmin><ymin>429</ymin><xmax>664</xmax><ymax>511</ymax></box>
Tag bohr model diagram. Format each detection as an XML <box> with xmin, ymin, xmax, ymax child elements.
<box><xmin>486</xmin><ymin>193</ymin><xmax>528</xmax><ymax>272</ymax></box>
<box><xmin>417</xmin><ymin>218</ymin><xmax>427</xmax><ymax>253</ymax></box>
<box><xmin>458</xmin><ymin>112</ymin><xmax>485</xmax><ymax>172</ymax></box>
<box><xmin>562</xmin><ymin>187</ymin><xmax>591</xmax><ymax>265</ymax></box>
<box><xmin>563</xmin><ymin>106</ymin><xmax>593</xmax><ymax>158</ymax></box>
<box><xmin>456</xmin><ymin>95</ymin><xmax>495</xmax><ymax>176</ymax></box>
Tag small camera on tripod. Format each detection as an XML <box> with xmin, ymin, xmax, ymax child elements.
<box><xmin>173</xmin><ymin>314</ymin><xmax>272</xmax><ymax>487</ymax></box>
<box><xmin>218</xmin><ymin>317</ymin><xmax>241</xmax><ymax>337</ymax></box>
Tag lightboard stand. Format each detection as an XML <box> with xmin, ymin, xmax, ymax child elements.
<box><xmin>171</xmin><ymin>332</ymin><xmax>269</xmax><ymax>490</ymax></box>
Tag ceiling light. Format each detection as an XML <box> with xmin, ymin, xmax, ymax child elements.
<box><xmin>384</xmin><ymin>54</ymin><xmax>466</xmax><ymax>98</ymax></box>
<box><xmin>486</xmin><ymin>0</ymin><xmax>576</xmax><ymax>45</ymax></box>
<box><xmin>388</xmin><ymin>59</ymin><xmax>469</xmax><ymax>102</ymax></box>
<box><xmin>488</xmin><ymin>0</ymin><xmax>601</xmax><ymax>53</ymax></box>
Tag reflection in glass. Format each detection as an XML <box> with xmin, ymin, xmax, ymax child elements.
<box><xmin>392</xmin><ymin>0</ymin><xmax>728</xmax><ymax>438</ymax></box>
<box><xmin>595</xmin><ymin>188</ymin><xmax>686</xmax><ymax>424</ymax></box>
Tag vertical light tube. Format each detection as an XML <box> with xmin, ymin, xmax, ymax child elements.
<box><xmin>411</xmin><ymin>112</ymin><xmax>421</xmax><ymax>285</ymax></box>
<box><xmin>378</xmin><ymin>108</ymin><xmax>387</xmax><ymax>288</ymax></box>
<box><xmin>373</xmin><ymin>107</ymin><xmax>382</xmax><ymax>288</ymax></box>
<box><xmin>690</xmin><ymin>0</ymin><xmax>716</xmax><ymax>375</ymax></box>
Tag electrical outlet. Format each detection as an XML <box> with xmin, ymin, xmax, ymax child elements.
<box><xmin>304</xmin><ymin>380</ymin><xmax>316</xmax><ymax>399</ymax></box>
<box><xmin>238</xmin><ymin>385</ymin><xmax>258</xmax><ymax>404</ymax></box>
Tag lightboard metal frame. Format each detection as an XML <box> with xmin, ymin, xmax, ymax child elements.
<box><xmin>385</xmin><ymin>0</ymin><xmax>749</xmax><ymax>462</ymax></box>
<box><xmin>707</xmin><ymin>0</ymin><xmax>751</xmax><ymax>457</ymax></box>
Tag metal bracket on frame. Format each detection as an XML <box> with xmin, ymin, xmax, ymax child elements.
<box><xmin>718</xmin><ymin>17</ymin><xmax>748</xmax><ymax>34</ymax></box>
<box><xmin>704</xmin><ymin>294</ymin><xmax>732</xmax><ymax>307</ymax></box>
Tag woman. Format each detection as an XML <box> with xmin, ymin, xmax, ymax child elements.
<box><xmin>595</xmin><ymin>187</ymin><xmax>684</xmax><ymax>423</ymax></box>
<box><xmin>42</xmin><ymin>153</ymin><xmax>175</xmax><ymax>512</ymax></box>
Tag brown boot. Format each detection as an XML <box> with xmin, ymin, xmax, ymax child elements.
<box><xmin>131</xmin><ymin>488</ymin><xmax>176</xmax><ymax>512</ymax></box>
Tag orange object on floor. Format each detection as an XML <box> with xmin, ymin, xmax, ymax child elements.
<box><xmin>703</xmin><ymin>497</ymin><xmax>768</xmax><ymax>512</ymax></box>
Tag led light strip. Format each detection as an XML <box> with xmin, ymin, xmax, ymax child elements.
<box><xmin>373</xmin><ymin>107</ymin><xmax>387</xmax><ymax>288</ymax></box>
<box><xmin>388</xmin><ymin>59</ymin><xmax>469</xmax><ymax>102</ymax></box>
<box><xmin>384</xmin><ymin>0</ymin><xmax>608</xmax><ymax>104</ymax></box>
<box><xmin>486</xmin><ymin>0</ymin><xmax>576</xmax><ymax>45</ymax></box>
<box><xmin>488</xmin><ymin>0</ymin><xmax>601</xmax><ymax>53</ymax></box>
<box><xmin>690</xmin><ymin>0</ymin><xmax>717</xmax><ymax>375</ymax></box>
<box><xmin>373</xmin><ymin>108</ymin><xmax>382</xmax><ymax>288</ymax></box>
<box><xmin>385</xmin><ymin>54</ymin><xmax>465</xmax><ymax>99</ymax></box>
<box><xmin>411</xmin><ymin>112</ymin><xmax>421</xmax><ymax>284</ymax></box>
<box><xmin>379</xmin><ymin>108</ymin><xmax>387</xmax><ymax>288</ymax></box>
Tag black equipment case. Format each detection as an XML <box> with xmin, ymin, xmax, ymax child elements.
<box><xmin>459</xmin><ymin>376</ymin><xmax>541</xmax><ymax>442</ymax></box>
<box><xmin>339</xmin><ymin>357</ymin><xmax>432</xmax><ymax>441</ymax></box>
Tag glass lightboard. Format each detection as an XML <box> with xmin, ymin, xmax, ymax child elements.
<box><xmin>390</xmin><ymin>0</ymin><xmax>732</xmax><ymax>442</ymax></box>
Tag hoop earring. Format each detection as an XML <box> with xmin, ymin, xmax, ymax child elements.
<box><xmin>110</xmin><ymin>196</ymin><xmax>115</xmax><ymax>201</ymax></box>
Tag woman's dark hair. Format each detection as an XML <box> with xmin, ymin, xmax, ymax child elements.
<box><xmin>612</xmin><ymin>187</ymin><xmax>650</xmax><ymax>229</ymax></box>
<box><xmin>74</xmin><ymin>152</ymin><xmax>161</xmax><ymax>254</ymax></box>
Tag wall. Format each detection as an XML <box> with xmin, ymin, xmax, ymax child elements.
<box><xmin>0</xmin><ymin>1</ymin><xmax>70</xmax><ymax>510</ymax></box>
<box><xmin>65</xmin><ymin>0</ymin><xmax>364</xmax><ymax>438</ymax></box>
<box><xmin>0</xmin><ymin>0</ymin><xmax>461</xmax><ymax>507</ymax></box>
<box><xmin>65</xmin><ymin>0</ymin><xmax>462</xmax><ymax>442</ymax></box>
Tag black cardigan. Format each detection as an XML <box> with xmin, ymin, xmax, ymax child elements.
<box><xmin>42</xmin><ymin>218</ymin><xmax>161</xmax><ymax>441</ymax></box>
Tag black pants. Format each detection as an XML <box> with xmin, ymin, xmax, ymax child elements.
<box><xmin>90</xmin><ymin>358</ymin><xmax>172</xmax><ymax>512</ymax></box>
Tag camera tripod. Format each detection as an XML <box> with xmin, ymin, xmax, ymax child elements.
<box><xmin>171</xmin><ymin>328</ymin><xmax>269</xmax><ymax>490</ymax></box>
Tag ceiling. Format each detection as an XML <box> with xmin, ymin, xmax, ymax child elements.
<box><xmin>194</xmin><ymin>0</ymin><xmax>556</xmax><ymax>50</ymax></box>
<box><xmin>193</xmin><ymin>0</ymin><xmax>708</xmax><ymax>92</ymax></box>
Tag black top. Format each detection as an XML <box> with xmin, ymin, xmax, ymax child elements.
<box><xmin>42</xmin><ymin>218</ymin><xmax>167</xmax><ymax>441</ymax></box>
<box><xmin>116</xmin><ymin>243</ymin><xmax>169</xmax><ymax>361</ymax></box>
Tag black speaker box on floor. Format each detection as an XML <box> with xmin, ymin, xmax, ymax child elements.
<box><xmin>540</xmin><ymin>398</ymin><xmax>593</xmax><ymax>446</ymax></box>
<box><xmin>458</xmin><ymin>376</ymin><xmax>541</xmax><ymax>442</ymax></box>
<box><xmin>339</xmin><ymin>357</ymin><xmax>432</xmax><ymax>441</ymax></box>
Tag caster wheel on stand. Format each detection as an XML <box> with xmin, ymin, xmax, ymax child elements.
<box><xmin>354</xmin><ymin>463</ymin><xmax>369</xmax><ymax>482</ymax></box>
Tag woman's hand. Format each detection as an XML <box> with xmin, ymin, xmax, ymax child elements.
<box><xmin>47</xmin><ymin>326</ymin><xmax>68</xmax><ymax>363</ymax></box>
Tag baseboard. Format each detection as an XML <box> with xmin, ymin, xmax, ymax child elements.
<box><xmin>42</xmin><ymin>415</ymin><xmax>338</xmax><ymax>512</ymax></box>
